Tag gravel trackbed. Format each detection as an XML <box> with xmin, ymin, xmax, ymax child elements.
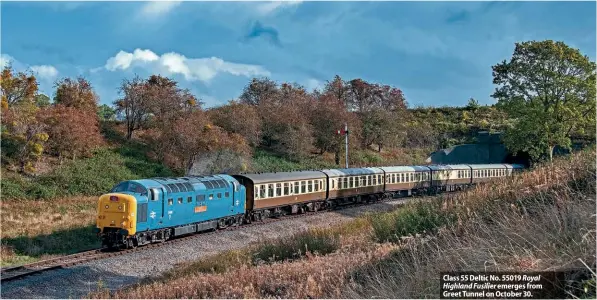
<box><xmin>1</xmin><ymin>199</ymin><xmax>408</xmax><ymax>299</ymax></box>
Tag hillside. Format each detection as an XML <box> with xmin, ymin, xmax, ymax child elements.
<box><xmin>91</xmin><ymin>149</ymin><xmax>596</xmax><ymax>299</ymax></box>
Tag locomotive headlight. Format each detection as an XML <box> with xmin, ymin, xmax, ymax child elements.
<box><xmin>105</xmin><ymin>205</ymin><xmax>109</xmax><ymax>209</ymax></box>
<box><xmin>118</xmin><ymin>205</ymin><xmax>122</xmax><ymax>210</ymax></box>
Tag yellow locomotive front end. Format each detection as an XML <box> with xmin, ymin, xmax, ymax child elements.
<box><xmin>95</xmin><ymin>193</ymin><xmax>137</xmax><ymax>248</ymax></box>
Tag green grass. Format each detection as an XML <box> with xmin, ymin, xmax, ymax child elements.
<box><xmin>1</xmin><ymin>146</ymin><xmax>175</xmax><ymax>200</ymax></box>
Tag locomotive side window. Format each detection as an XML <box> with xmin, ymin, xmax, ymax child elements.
<box><xmin>177</xmin><ymin>197</ymin><xmax>183</xmax><ymax>204</ymax></box>
<box><xmin>187</xmin><ymin>196</ymin><xmax>192</xmax><ymax>203</ymax></box>
<box><xmin>168</xmin><ymin>198</ymin><xmax>173</xmax><ymax>205</ymax></box>
<box><xmin>209</xmin><ymin>194</ymin><xmax>214</xmax><ymax>200</ymax></box>
<box><xmin>149</xmin><ymin>188</ymin><xmax>157</xmax><ymax>201</ymax></box>
<box><xmin>217</xmin><ymin>193</ymin><xmax>222</xmax><ymax>199</ymax></box>
<box><xmin>225</xmin><ymin>192</ymin><xmax>229</xmax><ymax>198</ymax></box>
<box><xmin>196</xmin><ymin>195</ymin><xmax>205</xmax><ymax>202</ymax></box>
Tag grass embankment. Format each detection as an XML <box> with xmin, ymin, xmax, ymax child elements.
<box><xmin>92</xmin><ymin>149</ymin><xmax>595</xmax><ymax>299</ymax></box>
<box><xmin>0</xmin><ymin>197</ymin><xmax>98</xmax><ymax>266</ymax></box>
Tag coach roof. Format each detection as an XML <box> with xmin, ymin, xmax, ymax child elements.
<box><xmin>379</xmin><ymin>166</ymin><xmax>431</xmax><ymax>173</ymax></box>
<box><xmin>234</xmin><ymin>171</ymin><xmax>326</xmax><ymax>184</ymax></box>
<box><xmin>321</xmin><ymin>167</ymin><xmax>384</xmax><ymax>177</ymax></box>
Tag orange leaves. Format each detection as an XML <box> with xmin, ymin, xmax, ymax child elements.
<box><xmin>54</xmin><ymin>77</ymin><xmax>99</xmax><ymax>113</ymax></box>
<box><xmin>0</xmin><ymin>65</ymin><xmax>38</xmax><ymax>106</ymax></box>
<box><xmin>43</xmin><ymin>105</ymin><xmax>104</xmax><ymax>159</ymax></box>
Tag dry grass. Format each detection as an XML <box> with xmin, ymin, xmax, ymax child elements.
<box><xmin>91</xmin><ymin>149</ymin><xmax>595</xmax><ymax>299</ymax></box>
<box><xmin>345</xmin><ymin>150</ymin><xmax>596</xmax><ymax>298</ymax></box>
<box><xmin>0</xmin><ymin>196</ymin><xmax>98</xmax><ymax>266</ymax></box>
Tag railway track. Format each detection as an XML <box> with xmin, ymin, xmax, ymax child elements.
<box><xmin>0</xmin><ymin>192</ymin><xmax>428</xmax><ymax>284</ymax></box>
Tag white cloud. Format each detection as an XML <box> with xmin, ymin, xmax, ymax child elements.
<box><xmin>304</xmin><ymin>78</ymin><xmax>324</xmax><ymax>92</ymax></box>
<box><xmin>139</xmin><ymin>1</ymin><xmax>181</xmax><ymax>18</ymax></box>
<box><xmin>255</xmin><ymin>1</ymin><xmax>302</xmax><ymax>16</ymax></box>
<box><xmin>30</xmin><ymin>65</ymin><xmax>59</xmax><ymax>79</ymax></box>
<box><xmin>104</xmin><ymin>48</ymin><xmax>270</xmax><ymax>82</ymax></box>
<box><xmin>0</xmin><ymin>55</ymin><xmax>11</xmax><ymax>68</ymax></box>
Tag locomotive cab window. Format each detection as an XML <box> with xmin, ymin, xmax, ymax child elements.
<box><xmin>149</xmin><ymin>188</ymin><xmax>158</xmax><ymax>201</ymax></box>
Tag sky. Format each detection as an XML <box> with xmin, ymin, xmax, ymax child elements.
<box><xmin>1</xmin><ymin>1</ymin><xmax>595</xmax><ymax>108</ymax></box>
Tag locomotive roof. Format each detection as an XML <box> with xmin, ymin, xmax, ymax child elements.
<box><xmin>128</xmin><ymin>174</ymin><xmax>238</xmax><ymax>193</ymax></box>
<box><xmin>234</xmin><ymin>171</ymin><xmax>326</xmax><ymax>184</ymax></box>
<box><xmin>378</xmin><ymin>166</ymin><xmax>431</xmax><ymax>172</ymax></box>
<box><xmin>321</xmin><ymin>167</ymin><xmax>384</xmax><ymax>177</ymax></box>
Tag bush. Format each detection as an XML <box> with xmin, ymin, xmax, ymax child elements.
<box><xmin>369</xmin><ymin>200</ymin><xmax>456</xmax><ymax>243</ymax></box>
<box><xmin>253</xmin><ymin>229</ymin><xmax>341</xmax><ymax>263</ymax></box>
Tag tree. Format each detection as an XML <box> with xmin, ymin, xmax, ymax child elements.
<box><xmin>114</xmin><ymin>76</ymin><xmax>149</xmax><ymax>140</ymax></box>
<box><xmin>0</xmin><ymin>64</ymin><xmax>38</xmax><ymax>108</ymax></box>
<box><xmin>97</xmin><ymin>104</ymin><xmax>116</xmax><ymax>121</ymax></box>
<box><xmin>166</xmin><ymin>110</ymin><xmax>250</xmax><ymax>174</ymax></box>
<box><xmin>0</xmin><ymin>65</ymin><xmax>48</xmax><ymax>173</ymax></box>
<box><xmin>492</xmin><ymin>40</ymin><xmax>596</xmax><ymax>161</ymax></box>
<box><xmin>35</xmin><ymin>94</ymin><xmax>51</xmax><ymax>108</ymax></box>
<box><xmin>44</xmin><ymin>105</ymin><xmax>104</xmax><ymax>160</ymax></box>
<box><xmin>54</xmin><ymin>77</ymin><xmax>99</xmax><ymax>113</ymax></box>
<box><xmin>207</xmin><ymin>100</ymin><xmax>262</xmax><ymax>146</ymax></box>
<box><xmin>239</xmin><ymin>77</ymin><xmax>278</xmax><ymax>106</ymax></box>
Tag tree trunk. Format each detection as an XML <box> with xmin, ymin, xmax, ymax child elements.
<box><xmin>126</xmin><ymin>128</ymin><xmax>133</xmax><ymax>140</ymax></box>
<box><xmin>548</xmin><ymin>145</ymin><xmax>554</xmax><ymax>162</ymax></box>
<box><xmin>334</xmin><ymin>150</ymin><xmax>340</xmax><ymax>165</ymax></box>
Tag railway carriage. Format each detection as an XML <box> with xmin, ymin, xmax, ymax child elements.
<box><xmin>380</xmin><ymin>166</ymin><xmax>432</xmax><ymax>196</ymax></box>
<box><xmin>428</xmin><ymin>164</ymin><xmax>473</xmax><ymax>192</ymax></box>
<box><xmin>96</xmin><ymin>175</ymin><xmax>245</xmax><ymax>248</ymax></box>
<box><xmin>321</xmin><ymin>168</ymin><xmax>385</xmax><ymax>204</ymax></box>
<box><xmin>232</xmin><ymin>171</ymin><xmax>327</xmax><ymax>221</ymax></box>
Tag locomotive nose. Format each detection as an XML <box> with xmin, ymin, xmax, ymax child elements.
<box><xmin>96</xmin><ymin>193</ymin><xmax>137</xmax><ymax>235</ymax></box>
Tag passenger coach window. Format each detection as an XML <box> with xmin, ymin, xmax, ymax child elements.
<box><xmin>284</xmin><ymin>183</ymin><xmax>289</xmax><ymax>195</ymax></box>
<box><xmin>276</xmin><ymin>184</ymin><xmax>282</xmax><ymax>197</ymax></box>
<box><xmin>260</xmin><ymin>187</ymin><xmax>266</xmax><ymax>199</ymax></box>
<box><xmin>301</xmin><ymin>181</ymin><xmax>306</xmax><ymax>193</ymax></box>
<box><xmin>255</xmin><ymin>186</ymin><xmax>260</xmax><ymax>199</ymax></box>
<box><xmin>308</xmin><ymin>181</ymin><xmax>313</xmax><ymax>193</ymax></box>
<box><xmin>294</xmin><ymin>182</ymin><xmax>300</xmax><ymax>194</ymax></box>
<box><xmin>268</xmin><ymin>184</ymin><xmax>274</xmax><ymax>197</ymax></box>
<box><xmin>314</xmin><ymin>181</ymin><xmax>319</xmax><ymax>192</ymax></box>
